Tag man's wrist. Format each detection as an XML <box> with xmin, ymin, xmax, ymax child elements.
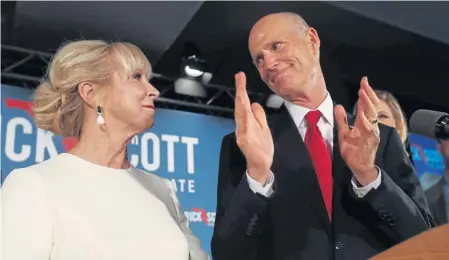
<box><xmin>354</xmin><ymin>166</ymin><xmax>379</xmax><ymax>187</ymax></box>
<box><xmin>247</xmin><ymin>167</ymin><xmax>270</xmax><ymax>185</ymax></box>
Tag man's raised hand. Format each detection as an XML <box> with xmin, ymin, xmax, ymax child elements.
<box><xmin>234</xmin><ymin>72</ymin><xmax>274</xmax><ymax>184</ymax></box>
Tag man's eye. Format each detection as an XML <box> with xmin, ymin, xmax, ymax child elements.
<box><xmin>273</xmin><ymin>42</ymin><xmax>282</xmax><ymax>50</ymax></box>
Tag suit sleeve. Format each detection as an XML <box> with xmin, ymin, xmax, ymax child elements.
<box><xmin>359</xmin><ymin>127</ymin><xmax>435</xmax><ymax>242</ymax></box>
<box><xmin>1</xmin><ymin>168</ymin><xmax>55</xmax><ymax>260</ymax></box>
<box><xmin>211</xmin><ymin>134</ymin><xmax>272</xmax><ymax>260</ymax></box>
<box><xmin>164</xmin><ymin>180</ymin><xmax>209</xmax><ymax>260</ymax></box>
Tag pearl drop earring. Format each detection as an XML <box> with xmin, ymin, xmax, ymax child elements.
<box><xmin>96</xmin><ymin>105</ymin><xmax>105</xmax><ymax>125</ymax></box>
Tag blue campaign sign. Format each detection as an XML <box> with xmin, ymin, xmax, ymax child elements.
<box><xmin>1</xmin><ymin>84</ymin><xmax>235</xmax><ymax>257</ymax></box>
<box><xmin>409</xmin><ymin>133</ymin><xmax>445</xmax><ymax>190</ymax></box>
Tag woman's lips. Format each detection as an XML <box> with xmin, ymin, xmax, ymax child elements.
<box><xmin>143</xmin><ymin>105</ymin><xmax>155</xmax><ymax>110</ymax></box>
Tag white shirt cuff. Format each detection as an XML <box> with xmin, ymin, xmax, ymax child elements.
<box><xmin>246</xmin><ymin>170</ymin><xmax>275</xmax><ymax>198</ymax></box>
<box><xmin>351</xmin><ymin>166</ymin><xmax>382</xmax><ymax>198</ymax></box>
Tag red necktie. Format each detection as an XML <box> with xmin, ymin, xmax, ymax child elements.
<box><xmin>304</xmin><ymin>110</ymin><xmax>333</xmax><ymax>219</ymax></box>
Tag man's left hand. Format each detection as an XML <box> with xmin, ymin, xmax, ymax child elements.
<box><xmin>334</xmin><ymin>77</ymin><xmax>381</xmax><ymax>186</ymax></box>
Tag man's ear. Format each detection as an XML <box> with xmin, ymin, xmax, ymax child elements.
<box><xmin>307</xmin><ymin>27</ymin><xmax>321</xmax><ymax>58</ymax></box>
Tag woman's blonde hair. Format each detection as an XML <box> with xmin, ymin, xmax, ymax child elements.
<box><xmin>33</xmin><ymin>40</ymin><xmax>151</xmax><ymax>137</ymax></box>
<box><xmin>352</xmin><ymin>90</ymin><xmax>408</xmax><ymax>142</ymax></box>
<box><xmin>374</xmin><ymin>90</ymin><xmax>408</xmax><ymax>142</ymax></box>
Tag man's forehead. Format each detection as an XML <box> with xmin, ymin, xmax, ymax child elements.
<box><xmin>251</xmin><ymin>16</ymin><xmax>290</xmax><ymax>36</ymax></box>
<box><xmin>250</xmin><ymin>23</ymin><xmax>287</xmax><ymax>45</ymax></box>
<box><xmin>250</xmin><ymin>16</ymin><xmax>301</xmax><ymax>43</ymax></box>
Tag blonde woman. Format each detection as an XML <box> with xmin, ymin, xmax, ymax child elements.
<box><xmin>373</xmin><ymin>90</ymin><xmax>408</xmax><ymax>143</ymax></box>
<box><xmin>1</xmin><ymin>40</ymin><xmax>208</xmax><ymax>260</ymax></box>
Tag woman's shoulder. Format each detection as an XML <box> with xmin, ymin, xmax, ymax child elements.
<box><xmin>129</xmin><ymin>167</ymin><xmax>173</xmax><ymax>191</ymax></box>
<box><xmin>3</xmin><ymin>154</ymin><xmax>69</xmax><ymax>185</ymax></box>
<box><xmin>129</xmin><ymin>167</ymin><xmax>180</xmax><ymax>217</ymax></box>
<box><xmin>1</xmin><ymin>159</ymin><xmax>62</xmax><ymax>200</ymax></box>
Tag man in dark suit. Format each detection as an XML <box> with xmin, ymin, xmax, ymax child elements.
<box><xmin>211</xmin><ymin>12</ymin><xmax>433</xmax><ymax>260</ymax></box>
<box><xmin>425</xmin><ymin>139</ymin><xmax>449</xmax><ymax>225</ymax></box>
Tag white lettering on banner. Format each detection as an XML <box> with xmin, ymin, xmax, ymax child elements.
<box><xmin>5</xmin><ymin>117</ymin><xmax>32</xmax><ymax>162</ymax></box>
<box><xmin>35</xmin><ymin>129</ymin><xmax>59</xmax><ymax>163</ymax></box>
<box><xmin>129</xmin><ymin>134</ymin><xmax>199</xmax><ymax>175</ymax></box>
<box><xmin>140</xmin><ymin>132</ymin><xmax>161</xmax><ymax>171</ymax></box>
<box><xmin>184</xmin><ymin>209</ymin><xmax>216</xmax><ymax>227</ymax></box>
<box><xmin>161</xmin><ymin>134</ymin><xmax>180</xmax><ymax>173</ymax></box>
<box><xmin>170</xmin><ymin>178</ymin><xmax>196</xmax><ymax>193</ymax></box>
<box><xmin>182</xmin><ymin>137</ymin><xmax>198</xmax><ymax>174</ymax></box>
<box><xmin>2</xmin><ymin>115</ymin><xmax>200</xmax><ymax>194</ymax></box>
<box><xmin>128</xmin><ymin>134</ymin><xmax>199</xmax><ymax>194</ymax></box>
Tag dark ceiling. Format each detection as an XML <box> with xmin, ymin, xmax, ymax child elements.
<box><xmin>2</xmin><ymin>1</ymin><xmax>449</xmax><ymax>119</ymax></box>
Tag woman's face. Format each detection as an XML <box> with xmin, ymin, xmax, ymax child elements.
<box><xmin>377</xmin><ymin>100</ymin><xmax>396</xmax><ymax>129</ymax></box>
<box><xmin>103</xmin><ymin>69</ymin><xmax>159</xmax><ymax>133</ymax></box>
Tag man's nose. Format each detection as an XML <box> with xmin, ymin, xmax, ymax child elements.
<box><xmin>264</xmin><ymin>54</ymin><xmax>278</xmax><ymax>71</ymax></box>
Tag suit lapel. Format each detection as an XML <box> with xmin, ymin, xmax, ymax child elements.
<box><xmin>270</xmin><ymin>106</ymin><xmax>331</xmax><ymax>234</ymax></box>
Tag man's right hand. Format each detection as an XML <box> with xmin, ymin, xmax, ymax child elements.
<box><xmin>234</xmin><ymin>72</ymin><xmax>274</xmax><ymax>184</ymax></box>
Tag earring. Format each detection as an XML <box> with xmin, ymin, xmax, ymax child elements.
<box><xmin>96</xmin><ymin>105</ymin><xmax>105</xmax><ymax>125</ymax></box>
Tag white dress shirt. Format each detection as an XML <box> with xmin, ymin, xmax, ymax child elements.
<box><xmin>246</xmin><ymin>92</ymin><xmax>381</xmax><ymax>198</ymax></box>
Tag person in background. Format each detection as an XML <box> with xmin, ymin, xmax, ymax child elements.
<box><xmin>353</xmin><ymin>90</ymin><xmax>413</xmax><ymax>163</ymax></box>
<box><xmin>211</xmin><ymin>12</ymin><xmax>433</xmax><ymax>260</ymax></box>
<box><xmin>1</xmin><ymin>40</ymin><xmax>208</xmax><ymax>260</ymax></box>
<box><xmin>425</xmin><ymin>138</ymin><xmax>449</xmax><ymax>225</ymax></box>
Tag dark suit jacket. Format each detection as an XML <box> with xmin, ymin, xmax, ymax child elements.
<box><xmin>425</xmin><ymin>174</ymin><xmax>448</xmax><ymax>226</ymax></box>
<box><xmin>211</xmin><ymin>106</ymin><xmax>434</xmax><ymax>260</ymax></box>
<box><xmin>404</xmin><ymin>138</ymin><xmax>414</xmax><ymax>165</ymax></box>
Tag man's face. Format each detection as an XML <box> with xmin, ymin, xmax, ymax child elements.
<box><xmin>248</xmin><ymin>14</ymin><xmax>321</xmax><ymax>100</ymax></box>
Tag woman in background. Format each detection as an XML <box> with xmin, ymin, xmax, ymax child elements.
<box><xmin>2</xmin><ymin>40</ymin><xmax>208</xmax><ymax>260</ymax></box>
<box><xmin>353</xmin><ymin>90</ymin><xmax>413</xmax><ymax>162</ymax></box>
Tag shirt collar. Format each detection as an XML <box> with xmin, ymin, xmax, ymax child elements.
<box><xmin>284</xmin><ymin>92</ymin><xmax>334</xmax><ymax>128</ymax></box>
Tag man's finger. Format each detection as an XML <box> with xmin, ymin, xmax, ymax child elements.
<box><xmin>358</xmin><ymin>109</ymin><xmax>374</xmax><ymax>132</ymax></box>
<box><xmin>360</xmin><ymin>89</ymin><xmax>378</xmax><ymax>122</ymax></box>
<box><xmin>234</xmin><ymin>72</ymin><xmax>252</xmax><ymax>113</ymax></box>
<box><xmin>334</xmin><ymin>104</ymin><xmax>350</xmax><ymax>137</ymax></box>
<box><xmin>251</xmin><ymin>102</ymin><xmax>268</xmax><ymax>129</ymax></box>
<box><xmin>360</xmin><ymin>76</ymin><xmax>380</xmax><ymax>109</ymax></box>
<box><xmin>354</xmin><ymin>89</ymin><xmax>366</xmax><ymax>129</ymax></box>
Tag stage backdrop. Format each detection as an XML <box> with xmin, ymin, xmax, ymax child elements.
<box><xmin>1</xmin><ymin>84</ymin><xmax>235</xmax><ymax>258</ymax></box>
<box><xmin>409</xmin><ymin>133</ymin><xmax>445</xmax><ymax>190</ymax></box>
<box><xmin>1</xmin><ymin>84</ymin><xmax>445</xmax><ymax>256</ymax></box>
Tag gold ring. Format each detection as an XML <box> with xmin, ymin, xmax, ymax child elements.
<box><xmin>370</xmin><ymin>118</ymin><xmax>379</xmax><ymax>124</ymax></box>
